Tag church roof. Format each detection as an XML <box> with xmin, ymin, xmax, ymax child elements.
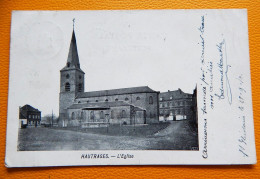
<box><xmin>67</xmin><ymin>101</ymin><xmax>132</xmax><ymax>110</ymax></box>
<box><xmin>76</xmin><ymin>86</ymin><xmax>159</xmax><ymax>98</ymax></box>
<box><xmin>61</xmin><ymin>30</ymin><xmax>84</xmax><ymax>73</ymax></box>
<box><xmin>159</xmin><ymin>88</ymin><xmax>192</xmax><ymax>100</ymax></box>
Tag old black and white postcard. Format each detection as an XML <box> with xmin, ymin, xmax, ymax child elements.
<box><xmin>5</xmin><ymin>10</ymin><xmax>256</xmax><ymax>167</ymax></box>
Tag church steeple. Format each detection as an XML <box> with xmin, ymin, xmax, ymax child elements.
<box><xmin>59</xmin><ymin>19</ymin><xmax>85</xmax><ymax>124</ymax></box>
<box><xmin>66</xmin><ymin>29</ymin><xmax>80</xmax><ymax>69</ymax></box>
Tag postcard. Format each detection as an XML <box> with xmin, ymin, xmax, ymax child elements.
<box><xmin>5</xmin><ymin>9</ymin><xmax>256</xmax><ymax>167</ymax></box>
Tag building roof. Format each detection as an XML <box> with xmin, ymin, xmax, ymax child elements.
<box><xmin>67</xmin><ymin>101</ymin><xmax>132</xmax><ymax>110</ymax></box>
<box><xmin>76</xmin><ymin>86</ymin><xmax>159</xmax><ymax>98</ymax></box>
<box><xmin>60</xmin><ymin>30</ymin><xmax>84</xmax><ymax>73</ymax></box>
<box><xmin>19</xmin><ymin>104</ymin><xmax>41</xmax><ymax>119</ymax></box>
<box><xmin>159</xmin><ymin>88</ymin><xmax>192</xmax><ymax>100</ymax></box>
<box><xmin>20</xmin><ymin>104</ymin><xmax>41</xmax><ymax>112</ymax></box>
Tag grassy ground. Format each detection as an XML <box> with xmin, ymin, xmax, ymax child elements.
<box><xmin>18</xmin><ymin>120</ymin><xmax>198</xmax><ymax>151</ymax></box>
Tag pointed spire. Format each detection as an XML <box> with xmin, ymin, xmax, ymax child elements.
<box><xmin>66</xmin><ymin>19</ymin><xmax>80</xmax><ymax>69</ymax></box>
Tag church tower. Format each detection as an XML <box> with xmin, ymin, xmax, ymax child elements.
<box><xmin>59</xmin><ymin>21</ymin><xmax>85</xmax><ymax>125</ymax></box>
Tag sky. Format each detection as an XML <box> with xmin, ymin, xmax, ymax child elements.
<box><xmin>9</xmin><ymin>10</ymin><xmax>202</xmax><ymax>116</ymax></box>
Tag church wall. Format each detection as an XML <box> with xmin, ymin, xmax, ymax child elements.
<box><xmin>66</xmin><ymin>105</ymin><xmax>137</xmax><ymax>126</ymax></box>
<box><xmin>75</xmin><ymin>92</ymin><xmax>159</xmax><ymax>124</ymax></box>
<box><xmin>135</xmin><ymin>111</ymin><xmax>145</xmax><ymax>124</ymax></box>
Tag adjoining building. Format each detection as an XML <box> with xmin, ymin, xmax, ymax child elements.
<box><xmin>59</xmin><ymin>28</ymin><xmax>159</xmax><ymax>127</ymax></box>
<box><xmin>19</xmin><ymin>104</ymin><xmax>41</xmax><ymax>128</ymax></box>
<box><xmin>159</xmin><ymin>88</ymin><xmax>196</xmax><ymax>121</ymax></box>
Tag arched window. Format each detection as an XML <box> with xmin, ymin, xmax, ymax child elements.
<box><xmin>111</xmin><ymin>110</ymin><xmax>114</xmax><ymax>119</ymax></box>
<box><xmin>125</xmin><ymin>98</ymin><xmax>129</xmax><ymax>101</ymax></box>
<box><xmin>90</xmin><ymin>111</ymin><xmax>94</xmax><ymax>120</ymax></box>
<box><xmin>71</xmin><ymin>112</ymin><xmax>75</xmax><ymax>120</ymax></box>
<box><xmin>150</xmin><ymin>112</ymin><xmax>153</xmax><ymax>118</ymax></box>
<box><xmin>121</xmin><ymin>110</ymin><xmax>126</xmax><ymax>118</ymax></box>
<box><xmin>65</xmin><ymin>83</ymin><xmax>70</xmax><ymax>92</ymax></box>
<box><xmin>100</xmin><ymin>111</ymin><xmax>104</xmax><ymax>119</ymax></box>
<box><xmin>66</xmin><ymin>74</ymin><xmax>70</xmax><ymax>79</ymax></box>
<box><xmin>78</xmin><ymin>83</ymin><xmax>82</xmax><ymax>92</ymax></box>
<box><xmin>87</xmin><ymin>100</ymin><xmax>89</xmax><ymax>103</ymax></box>
<box><xmin>105</xmin><ymin>99</ymin><xmax>108</xmax><ymax>102</ymax></box>
<box><xmin>115</xmin><ymin>98</ymin><xmax>118</xmax><ymax>101</ymax></box>
<box><xmin>67</xmin><ymin>62</ymin><xmax>70</xmax><ymax>67</ymax></box>
<box><xmin>149</xmin><ymin>96</ymin><xmax>153</xmax><ymax>104</ymax></box>
<box><xmin>79</xmin><ymin>75</ymin><xmax>82</xmax><ymax>79</ymax></box>
<box><xmin>78</xmin><ymin>101</ymin><xmax>81</xmax><ymax>103</ymax></box>
<box><xmin>136</xmin><ymin>97</ymin><xmax>140</xmax><ymax>100</ymax></box>
<box><xmin>96</xmin><ymin>100</ymin><xmax>98</xmax><ymax>102</ymax></box>
<box><xmin>81</xmin><ymin>111</ymin><xmax>84</xmax><ymax>120</ymax></box>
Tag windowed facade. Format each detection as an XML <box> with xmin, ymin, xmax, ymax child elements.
<box><xmin>65</xmin><ymin>83</ymin><xmax>70</xmax><ymax>92</ymax></box>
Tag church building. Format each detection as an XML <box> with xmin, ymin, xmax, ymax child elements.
<box><xmin>59</xmin><ymin>27</ymin><xmax>159</xmax><ymax>127</ymax></box>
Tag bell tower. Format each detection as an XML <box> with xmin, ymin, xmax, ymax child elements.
<box><xmin>59</xmin><ymin>19</ymin><xmax>85</xmax><ymax>125</ymax></box>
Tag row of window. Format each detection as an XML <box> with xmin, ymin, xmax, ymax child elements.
<box><xmin>159</xmin><ymin>101</ymin><xmax>190</xmax><ymax>108</ymax></box>
<box><xmin>28</xmin><ymin>115</ymin><xmax>40</xmax><ymax>119</ymax></box>
<box><xmin>71</xmin><ymin>110</ymin><xmax>128</xmax><ymax>120</ymax></box>
<box><xmin>67</xmin><ymin>62</ymin><xmax>80</xmax><ymax>68</ymax></box>
<box><xmin>160</xmin><ymin>96</ymin><xmax>191</xmax><ymax>101</ymax></box>
<box><xmin>159</xmin><ymin>109</ymin><xmax>189</xmax><ymax>115</ymax></box>
<box><xmin>65</xmin><ymin>83</ymin><xmax>83</xmax><ymax>92</ymax></box>
<box><xmin>28</xmin><ymin>121</ymin><xmax>40</xmax><ymax>125</ymax></box>
<box><xmin>83</xmin><ymin>96</ymin><xmax>153</xmax><ymax>104</ymax></box>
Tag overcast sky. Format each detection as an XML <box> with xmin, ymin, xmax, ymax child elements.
<box><xmin>9</xmin><ymin>10</ymin><xmax>202</xmax><ymax>116</ymax></box>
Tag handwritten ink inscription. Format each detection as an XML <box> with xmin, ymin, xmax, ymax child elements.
<box><xmin>198</xmin><ymin>15</ymin><xmax>234</xmax><ymax>159</ymax></box>
<box><xmin>237</xmin><ymin>74</ymin><xmax>248</xmax><ymax>157</ymax></box>
<box><xmin>198</xmin><ymin>15</ymin><xmax>208</xmax><ymax>159</ymax></box>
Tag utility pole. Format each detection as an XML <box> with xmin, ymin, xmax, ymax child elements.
<box><xmin>51</xmin><ymin>110</ymin><xmax>53</xmax><ymax>127</ymax></box>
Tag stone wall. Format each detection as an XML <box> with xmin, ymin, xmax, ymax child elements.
<box><xmin>75</xmin><ymin>92</ymin><xmax>159</xmax><ymax>124</ymax></box>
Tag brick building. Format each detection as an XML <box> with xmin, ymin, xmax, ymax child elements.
<box><xmin>59</xmin><ymin>28</ymin><xmax>159</xmax><ymax>127</ymax></box>
<box><xmin>159</xmin><ymin>88</ymin><xmax>195</xmax><ymax>121</ymax></box>
<box><xmin>19</xmin><ymin>104</ymin><xmax>41</xmax><ymax>128</ymax></box>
